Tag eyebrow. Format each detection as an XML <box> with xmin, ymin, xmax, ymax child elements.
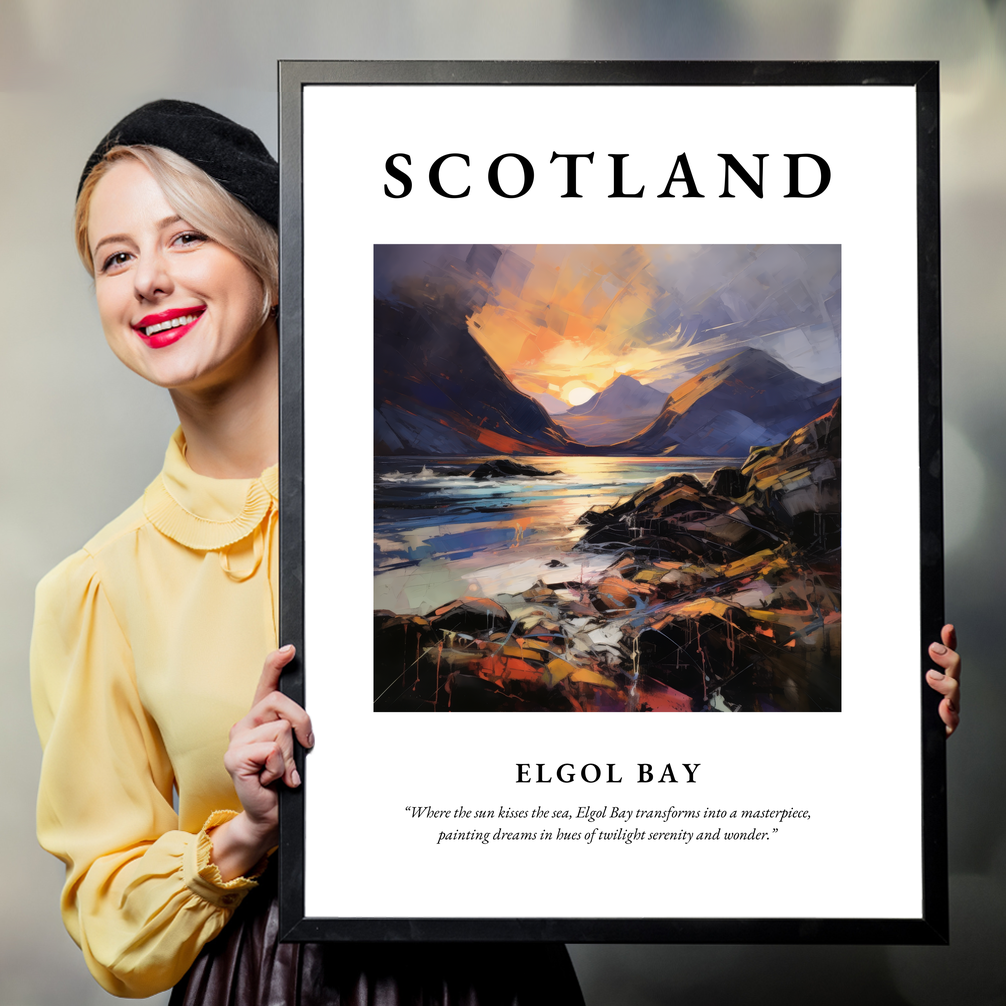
<box><xmin>91</xmin><ymin>215</ymin><xmax>185</xmax><ymax>258</ymax></box>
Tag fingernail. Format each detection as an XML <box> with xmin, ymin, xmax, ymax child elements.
<box><xmin>280</xmin><ymin>644</ymin><xmax>295</xmax><ymax>654</ymax></box>
<box><xmin>291</xmin><ymin>768</ymin><xmax>301</xmax><ymax>787</ymax></box>
<box><xmin>306</xmin><ymin>732</ymin><xmax>315</xmax><ymax>748</ymax></box>
<box><xmin>928</xmin><ymin>669</ymin><xmax>944</xmax><ymax>679</ymax></box>
<box><xmin>931</xmin><ymin>643</ymin><xmax>947</xmax><ymax>654</ymax></box>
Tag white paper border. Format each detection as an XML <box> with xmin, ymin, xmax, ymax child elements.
<box><xmin>300</xmin><ymin>83</ymin><xmax>920</xmax><ymax>920</ymax></box>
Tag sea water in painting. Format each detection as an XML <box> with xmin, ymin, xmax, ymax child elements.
<box><xmin>374</xmin><ymin>244</ymin><xmax>841</xmax><ymax>713</ymax></box>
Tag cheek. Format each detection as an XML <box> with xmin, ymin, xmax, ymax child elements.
<box><xmin>194</xmin><ymin>252</ymin><xmax>266</xmax><ymax>331</ymax></box>
<box><xmin>234</xmin><ymin>262</ymin><xmax>267</xmax><ymax>313</ymax></box>
<box><xmin>94</xmin><ymin>286</ymin><xmax>133</xmax><ymax>347</ymax></box>
<box><xmin>221</xmin><ymin>267</ymin><xmax>268</xmax><ymax>334</ymax></box>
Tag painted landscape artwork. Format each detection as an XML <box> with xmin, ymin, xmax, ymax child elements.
<box><xmin>374</xmin><ymin>244</ymin><xmax>841</xmax><ymax>713</ymax></box>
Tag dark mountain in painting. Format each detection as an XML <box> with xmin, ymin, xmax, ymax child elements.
<box><xmin>374</xmin><ymin>298</ymin><xmax>586</xmax><ymax>456</ymax></box>
<box><xmin>622</xmin><ymin>348</ymin><xmax>840</xmax><ymax>457</ymax></box>
<box><xmin>557</xmin><ymin>375</ymin><xmax>668</xmax><ymax>446</ymax></box>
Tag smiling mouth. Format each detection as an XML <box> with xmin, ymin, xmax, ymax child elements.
<box><xmin>134</xmin><ymin>307</ymin><xmax>206</xmax><ymax>338</ymax></box>
<box><xmin>142</xmin><ymin>313</ymin><xmax>199</xmax><ymax>337</ymax></box>
<box><xmin>131</xmin><ymin>307</ymin><xmax>207</xmax><ymax>349</ymax></box>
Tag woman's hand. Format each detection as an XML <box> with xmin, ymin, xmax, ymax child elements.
<box><xmin>209</xmin><ymin>645</ymin><xmax>314</xmax><ymax>881</ymax></box>
<box><xmin>926</xmin><ymin>624</ymin><xmax>961</xmax><ymax>737</ymax></box>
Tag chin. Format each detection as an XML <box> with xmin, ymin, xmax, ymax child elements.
<box><xmin>155</xmin><ymin>370</ymin><xmax>208</xmax><ymax>391</ymax></box>
<box><xmin>123</xmin><ymin>353</ymin><xmax>216</xmax><ymax>391</ymax></box>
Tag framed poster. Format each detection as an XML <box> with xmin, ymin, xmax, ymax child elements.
<box><xmin>277</xmin><ymin>61</ymin><xmax>946</xmax><ymax>943</ymax></box>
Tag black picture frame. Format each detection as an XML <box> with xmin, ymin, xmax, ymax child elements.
<box><xmin>277</xmin><ymin>60</ymin><xmax>945</xmax><ymax>944</ymax></box>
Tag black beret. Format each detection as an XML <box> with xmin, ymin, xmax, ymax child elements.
<box><xmin>78</xmin><ymin>99</ymin><xmax>278</xmax><ymax>228</ymax></box>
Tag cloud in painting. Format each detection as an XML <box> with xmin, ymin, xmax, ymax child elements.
<box><xmin>389</xmin><ymin>244</ymin><xmax>841</xmax><ymax>404</ymax></box>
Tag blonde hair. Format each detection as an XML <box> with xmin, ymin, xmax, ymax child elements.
<box><xmin>75</xmin><ymin>145</ymin><xmax>278</xmax><ymax>323</ymax></box>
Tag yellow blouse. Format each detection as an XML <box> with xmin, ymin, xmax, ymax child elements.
<box><xmin>31</xmin><ymin>429</ymin><xmax>279</xmax><ymax>998</ymax></box>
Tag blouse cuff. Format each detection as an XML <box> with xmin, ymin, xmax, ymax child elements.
<box><xmin>183</xmin><ymin>810</ymin><xmax>269</xmax><ymax>909</ymax></box>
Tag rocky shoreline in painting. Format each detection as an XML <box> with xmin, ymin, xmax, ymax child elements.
<box><xmin>374</xmin><ymin>400</ymin><xmax>840</xmax><ymax>713</ymax></box>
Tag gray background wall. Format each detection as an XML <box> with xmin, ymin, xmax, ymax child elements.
<box><xmin>1</xmin><ymin>2</ymin><xmax>1003</xmax><ymax>1003</ymax></box>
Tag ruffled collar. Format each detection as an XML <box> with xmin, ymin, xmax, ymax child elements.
<box><xmin>143</xmin><ymin>428</ymin><xmax>278</xmax><ymax>551</ymax></box>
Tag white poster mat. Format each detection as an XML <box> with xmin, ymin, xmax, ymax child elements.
<box><xmin>300</xmin><ymin>84</ymin><xmax>919</xmax><ymax>920</ymax></box>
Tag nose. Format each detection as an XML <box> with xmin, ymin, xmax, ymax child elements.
<box><xmin>133</xmin><ymin>247</ymin><xmax>173</xmax><ymax>303</ymax></box>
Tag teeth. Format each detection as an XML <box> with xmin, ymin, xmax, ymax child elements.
<box><xmin>142</xmin><ymin>313</ymin><xmax>199</xmax><ymax>337</ymax></box>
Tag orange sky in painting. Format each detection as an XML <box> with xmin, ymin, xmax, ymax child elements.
<box><xmin>466</xmin><ymin>244</ymin><xmax>676</xmax><ymax>405</ymax></box>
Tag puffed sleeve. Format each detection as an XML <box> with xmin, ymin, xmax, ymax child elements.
<box><xmin>31</xmin><ymin>549</ymin><xmax>262</xmax><ymax>998</ymax></box>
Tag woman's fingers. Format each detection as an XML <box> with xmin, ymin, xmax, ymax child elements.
<box><xmin>224</xmin><ymin>645</ymin><xmax>311</xmax><ymax>812</ymax></box>
<box><xmin>259</xmin><ymin>742</ymin><xmax>289</xmax><ymax>787</ymax></box>
<box><xmin>925</xmin><ymin>667</ymin><xmax>959</xmax><ymax>704</ymax></box>
<box><xmin>941</xmin><ymin>623</ymin><xmax>958</xmax><ymax>653</ymax></box>
<box><xmin>927</xmin><ymin>624</ymin><xmax>961</xmax><ymax>737</ymax></box>
<box><xmin>230</xmin><ymin>719</ymin><xmax>301</xmax><ymax>788</ymax></box>
<box><xmin>224</xmin><ymin>738</ymin><xmax>287</xmax><ymax>788</ymax></box>
<box><xmin>241</xmin><ymin>644</ymin><xmax>314</xmax><ymax>749</ymax></box>
<box><xmin>232</xmin><ymin>689</ymin><xmax>314</xmax><ymax>750</ymax></box>
<box><xmin>252</xmin><ymin>644</ymin><xmax>296</xmax><ymax>707</ymax></box>
<box><xmin>254</xmin><ymin>691</ymin><xmax>314</xmax><ymax>749</ymax></box>
<box><xmin>929</xmin><ymin>640</ymin><xmax>961</xmax><ymax>682</ymax></box>
<box><xmin>218</xmin><ymin>647</ymin><xmax>308</xmax><ymax>845</ymax></box>
<box><xmin>924</xmin><ymin>681</ymin><xmax>960</xmax><ymax>736</ymax></box>
<box><xmin>941</xmin><ymin>697</ymin><xmax>960</xmax><ymax>736</ymax></box>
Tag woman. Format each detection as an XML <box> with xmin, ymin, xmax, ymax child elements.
<box><xmin>31</xmin><ymin>100</ymin><xmax>586</xmax><ymax>1003</ymax></box>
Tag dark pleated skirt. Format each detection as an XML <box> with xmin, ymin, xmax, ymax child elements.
<box><xmin>169</xmin><ymin>868</ymin><xmax>584</xmax><ymax>1006</ymax></box>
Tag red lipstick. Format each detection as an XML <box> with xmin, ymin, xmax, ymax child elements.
<box><xmin>132</xmin><ymin>306</ymin><xmax>206</xmax><ymax>349</ymax></box>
